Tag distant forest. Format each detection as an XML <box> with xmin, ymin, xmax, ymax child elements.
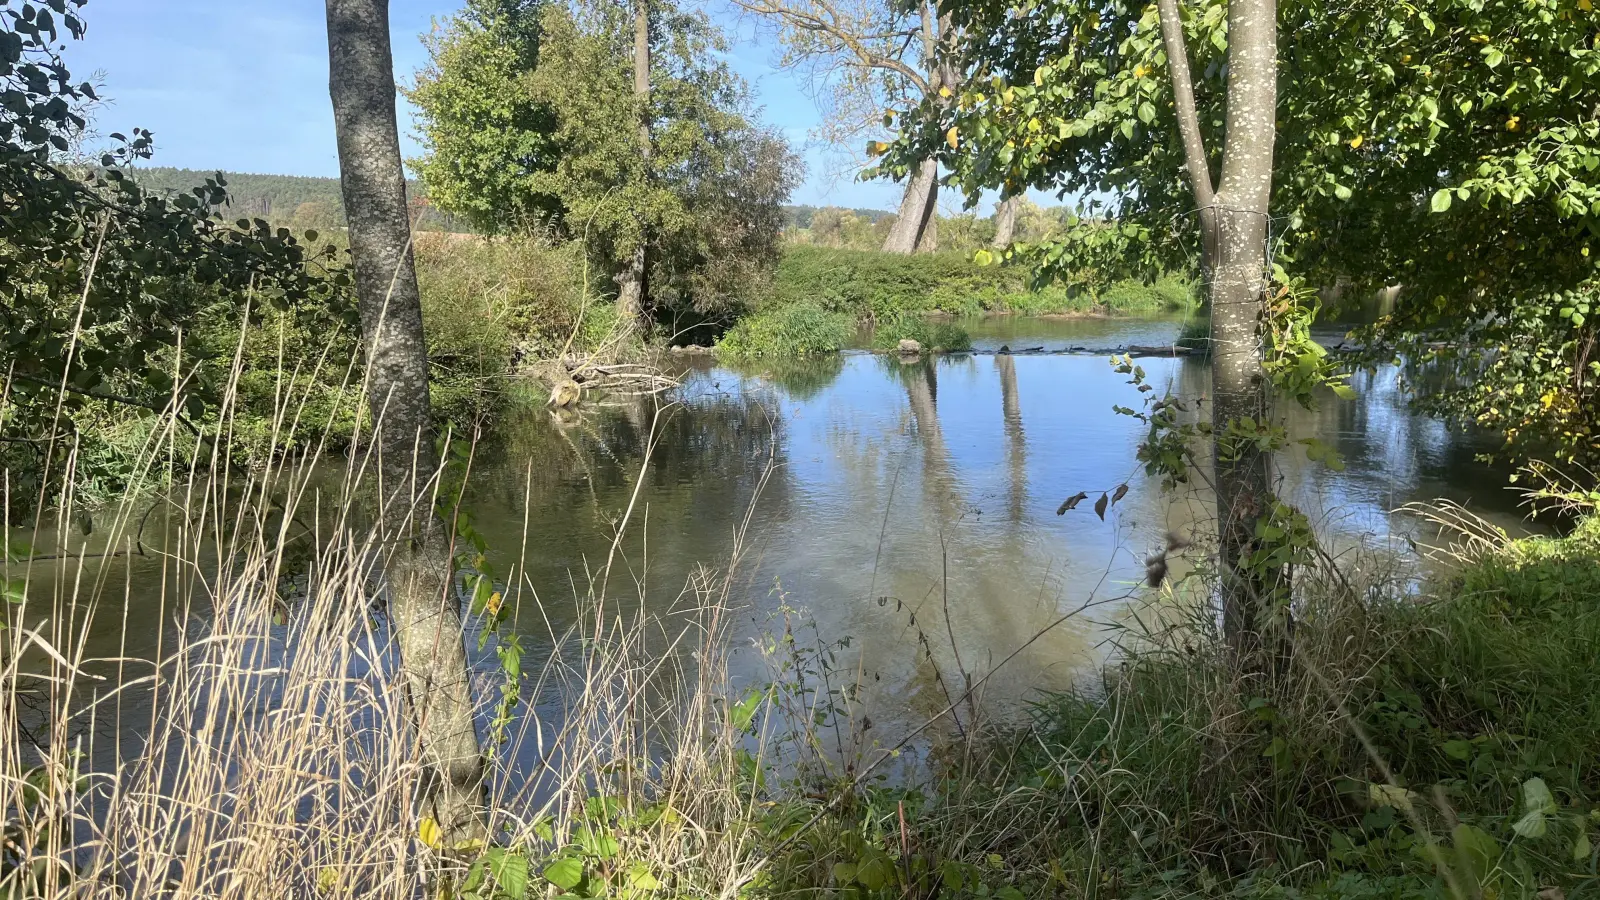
<box><xmin>133</xmin><ymin>168</ymin><xmax>890</xmax><ymax>234</ymax></box>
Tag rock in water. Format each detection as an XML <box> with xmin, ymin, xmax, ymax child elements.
<box><xmin>897</xmin><ymin>339</ymin><xmax>923</xmax><ymax>356</ymax></box>
<box><xmin>549</xmin><ymin>379</ymin><xmax>582</xmax><ymax>409</ymax></box>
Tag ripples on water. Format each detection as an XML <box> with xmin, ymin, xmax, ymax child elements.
<box><xmin>17</xmin><ymin>316</ymin><xmax>1536</xmax><ymax>772</ymax></box>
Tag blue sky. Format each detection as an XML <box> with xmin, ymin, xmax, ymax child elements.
<box><xmin>60</xmin><ymin>0</ymin><xmax>929</xmax><ymax>211</ymax></box>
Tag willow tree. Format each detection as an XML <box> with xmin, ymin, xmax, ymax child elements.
<box><xmin>325</xmin><ymin>0</ymin><xmax>484</xmax><ymax>837</ymax></box>
<box><xmin>735</xmin><ymin>0</ymin><xmax>954</xmax><ymax>252</ymax></box>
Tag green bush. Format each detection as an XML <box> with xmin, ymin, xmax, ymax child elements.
<box><xmin>415</xmin><ymin>234</ymin><xmax>592</xmax><ymax>425</ymax></box>
<box><xmin>714</xmin><ymin>302</ymin><xmax>855</xmax><ymax>357</ymax></box>
<box><xmin>870</xmin><ymin>315</ymin><xmax>973</xmax><ymax>352</ymax></box>
<box><xmin>1098</xmin><ymin>275</ymin><xmax>1199</xmax><ymax>314</ymax></box>
<box><xmin>770</xmin><ymin>246</ymin><xmax>1195</xmax><ymax>320</ymax></box>
<box><xmin>941</xmin><ymin>517</ymin><xmax>1600</xmax><ymax>898</ymax></box>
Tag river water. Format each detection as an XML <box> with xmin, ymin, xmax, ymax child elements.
<box><xmin>11</xmin><ymin>315</ymin><xmax>1536</xmax><ymax>775</ymax></box>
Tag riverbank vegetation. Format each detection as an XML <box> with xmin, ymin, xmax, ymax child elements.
<box><xmin>6</xmin><ymin>0</ymin><xmax>1600</xmax><ymax>894</ymax></box>
<box><xmin>8</xmin><ymin>408</ymin><xmax>1596</xmax><ymax>898</ymax></box>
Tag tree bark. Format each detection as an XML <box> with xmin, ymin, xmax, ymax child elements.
<box><xmin>326</xmin><ymin>0</ymin><xmax>484</xmax><ymax>839</ymax></box>
<box><xmin>617</xmin><ymin>0</ymin><xmax>652</xmax><ymax>330</ymax></box>
<box><xmin>882</xmin><ymin>158</ymin><xmax>939</xmax><ymax>253</ymax></box>
<box><xmin>991</xmin><ymin>196</ymin><xmax>1018</xmax><ymax>249</ymax></box>
<box><xmin>1156</xmin><ymin>0</ymin><xmax>1279</xmax><ymax>662</ymax></box>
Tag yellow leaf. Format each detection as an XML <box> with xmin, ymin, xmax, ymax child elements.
<box><xmin>938</xmin><ymin>85</ymin><xmax>952</xmax><ymax>99</ymax></box>
<box><xmin>418</xmin><ymin>816</ymin><xmax>442</xmax><ymax>849</ymax></box>
<box><xmin>1581</xmin><ymin>0</ymin><xmax>1592</xmax><ymax>10</ymax></box>
<box><xmin>1470</xmin><ymin>33</ymin><xmax>1490</xmax><ymax>43</ymax></box>
<box><xmin>1132</xmin><ymin>64</ymin><xmax>1150</xmax><ymax>79</ymax></box>
<box><xmin>317</xmin><ymin>867</ymin><xmax>339</xmax><ymax>895</ymax></box>
<box><xmin>1349</xmin><ymin>134</ymin><xmax>1363</xmax><ymax>149</ymax></box>
<box><xmin>486</xmin><ymin>591</ymin><xmax>503</xmax><ymax>615</ymax></box>
<box><xmin>945</xmin><ymin>126</ymin><xmax>959</xmax><ymax>149</ymax></box>
<box><xmin>1506</xmin><ymin>115</ymin><xmax>1521</xmax><ymax>131</ymax></box>
<box><xmin>1401</xmin><ymin>54</ymin><xmax>1412</xmax><ymax>64</ymax></box>
<box><xmin>1028</xmin><ymin>117</ymin><xmax>1042</xmax><ymax>133</ymax></box>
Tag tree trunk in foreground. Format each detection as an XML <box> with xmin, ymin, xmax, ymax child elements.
<box><xmin>1156</xmin><ymin>0</ymin><xmax>1279</xmax><ymax>663</ymax></box>
<box><xmin>991</xmin><ymin>196</ymin><xmax>1018</xmax><ymax>249</ymax></box>
<box><xmin>326</xmin><ymin>0</ymin><xmax>484</xmax><ymax>839</ymax></box>
<box><xmin>617</xmin><ymin>0</ymin><xmax>652</xmax><ymax>330</ymax></box>
<box><xmin>882</xmin><ymin>158</ymin><xmax>939</xmax><ymax>253</ymax></box>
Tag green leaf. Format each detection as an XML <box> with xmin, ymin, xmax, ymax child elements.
<box><xmin>730</xmin><ymin>689</ymin><xmax>763</xmax><ymax>733</ymax></box>
<box><xmin>1333</xmin><ymin>184</ymin><xmax>1352</xmax><ymax>201</ymax></box>
<box><xmin>1513</xmin><ymin>777</ymin><xmax>1556</xmax><ymax>838</ymax></box>
<box><xmin>1430</xmin><ymin>189</ymin><xmax>1452</xmax><ymax>213</ymax></box>
<box><xmin>1137</xmin><ymin>101</ymin><xmax>1155</xmax><ymax>123</ymax></box>
<box><xmin>580</xmin><ymin>830</ymin><xmax>620</xmax><ymax>859</ymax></box>
<box><xmin>543</xmin><ymin>857</ymin><xmax>584</xmax><ymax>891</ymax></box>
<box><xmin>489</xmin><ymin>850</ymin><xmax>531</xmax><ymax>898</ymax></box>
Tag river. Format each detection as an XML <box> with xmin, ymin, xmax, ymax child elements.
<box><xmin>9</xmin><ymin>315</ymin><xmax>1535</xmax><ymax>781</ymax></box>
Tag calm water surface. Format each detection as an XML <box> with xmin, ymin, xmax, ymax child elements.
<box><xmin>17</xmin><ymin>316</ymin><xmax>1534</xmax><ymax>769</ymax></box>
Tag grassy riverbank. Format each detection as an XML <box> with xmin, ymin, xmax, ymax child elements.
<box><xmin>9</xmin><ymin>408</ymin><xmax>1592</xmax><ymax>900</ymax></box>
<box><xmin>719</xmin><ymin>247</ymin><xmax>1195</xmax><ymax>357</ymax></box>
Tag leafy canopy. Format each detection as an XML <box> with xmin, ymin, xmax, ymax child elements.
<box><xmin>0</xmin><ymin>0</ymin><xmax>347</xmax><ymax>506</ymax></box>
<box><xmin>410</xmin><ymin>0</ymin><xmax>799</xmax><ymax>318</ymax></box>
<box><xmin>885</xmin><ymin>0</ymin><xmax>1600</xmax><ymax>472</ymax></box>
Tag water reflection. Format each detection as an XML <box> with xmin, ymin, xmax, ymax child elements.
<box><xmin>14</xmin><ymin>319</ymin><xmax>1540</xmax><ymax>767</ymax></box>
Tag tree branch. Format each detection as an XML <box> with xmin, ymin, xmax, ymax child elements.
<box><xmin>1155</xmin><ymin>0</ymin><xmax>1215</xmax><ymax>210</ymax></box>
<box><xmin>733</xmin><ymin>0</ymin><xmax>931</xmax><ymax>95</ymax></box>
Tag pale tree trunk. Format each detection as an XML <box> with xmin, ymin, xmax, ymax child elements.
<box><xmin>882</xmin><ymin>159</ymin><xmax>939</xmax><ymax>254</ymax></box>
<box><xmin>326</xmin><ymin>0</ymin><xmax>484</xmax><ymax>839</ymax></box>
<box><xmin>1156</xmin><ymin>0</ymin><xmax>1279</xmax><ymax>663</ymax></box>
<box><xmin>617</xmin><ymin>0</ymin><xmax>651</xmax><ymax>329</ymax></box>
<box><xmin>991</xmin><ymin>196</ymin><xmax>1018</xmax><ymax>249</ymax></box>
<box><xmin>996</xmin><ymin>355</ymin><xmax>1026</xmax><ymax>523</ymax></box>
<box><xmin>882</xmin><ymin>2</ymin><xmax>948</xmax><ymax>255</ymax></box>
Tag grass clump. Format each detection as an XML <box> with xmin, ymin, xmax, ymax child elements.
<box><xmin>870</xmin><ymin>315</ymin><xmax>973</xmax><ymax>352</ymax></box>
<box><xmin>715</xmin><ymin>301</ymin><xmax>855</xmax><ymax>357</ymax></box>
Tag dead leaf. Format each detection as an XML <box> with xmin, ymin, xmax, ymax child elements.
<box><xmin>1057</xmin><ymin>492</ymin><xmax>1088</xmax><ymax>515</ymax></box>
<box><xmin>1111</xmin><ymin>483</ymin><xmax>1129</xmax><ymax>504</ymax></box>
<box><xmin>1094</xmin><ymin>493</ymin><xmax>1109</xmax><ymax>520</ymax></box>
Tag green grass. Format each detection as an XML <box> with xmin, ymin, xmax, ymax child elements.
<box><xmin>770</xmin><ymin>246</ymin><xmax>1197</xmax><ymax>321</ymax></box>
<box><xmin>714</xmin><ymin>301</ymin><xmax>855</xmax><ymax>357</ymax></box>
<box><xmin>869</xmin><ymin>315</ymin><xmax>973</xmax><ymax>352</ymax></box>
<box><xmin>755</xmin><ymin>516</ymin><xmax>1600</xmax><ymax>899</ymax></box>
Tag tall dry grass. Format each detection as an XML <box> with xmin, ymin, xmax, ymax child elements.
<box><xmin>0</xmin><ymin>336</ymin><xmax>775</xmax><ymax>899</ymax></box>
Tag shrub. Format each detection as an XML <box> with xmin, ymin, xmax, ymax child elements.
<box><xmin>715</xmin><ymin>302</ymin><xmax>855</xmax><ymax>357</ymax></box>
<box><xmin>870</xmin><ymin>315</ymin><xmax>973</xmax><ymax>352</ymax></box>
<box><xmin>770</xmin><ymin>246</ymin><xmax>1196</xmax><ymax>320</ymax></box>
<box><xmin>1096</xmin><ymin>275</ymin><xmax>1199</xmax><ymax>313</ymax></box>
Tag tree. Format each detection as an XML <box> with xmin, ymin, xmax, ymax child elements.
<box><xmin>736</xmin><ymin>0</ymin><xmax>953</xmax><ymax>253</ymax></box>
<box><xmin>411</xmin><ymin>0</ymin><xmax>797</xmax><ymax>325</ymax></box>
<box><xmin>0</xmin><ymin>0</ymin><xmax>340</xmax><ymax>511</ymax></box>
<box><xmin>614</xmin><ymin>0</ymin><xmax>651</xmax><ymax>328</ymax></box>
<box><xmin>887</xmin><ymin>0</ymin><xmax>1284</xmax><ymax>656</ymax></box>
<box><xmin>326</xmin><ymin>0</ymin><xmax>484</xmax><ymax>838</ymax></box>
<box><xmin>896</xmin><ymin>0</ymin><xmax>1600</xmax><ymax>476</ymax></box>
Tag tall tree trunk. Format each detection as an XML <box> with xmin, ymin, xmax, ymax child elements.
<box><xmin>992</xmin><ymin>196</ymin><xmax>1018</xmax><ymax>249</ymax></box>
<box><xmin>996</xmin><ymin>355</ymin><xmax>1026</xmax><ymax>523</ymax></box>
<box><xmin>326</xmin><ymin>0</ymin><xmax>484</xmax><ymax>839</ymax></box>
<box><xmin>1156</xmin><ymin>0</ymin><xmax>1279</xmax><ymax>663</ymax></box>
<box><xmin>617</xmin><ymin>0</ymin><xmax>651</xmax><ymax>330</ymax></box>
<box><xmin>882</xmin><ymin>159</ymin><xmax>939</xmax><ymax>253</ymax></box>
